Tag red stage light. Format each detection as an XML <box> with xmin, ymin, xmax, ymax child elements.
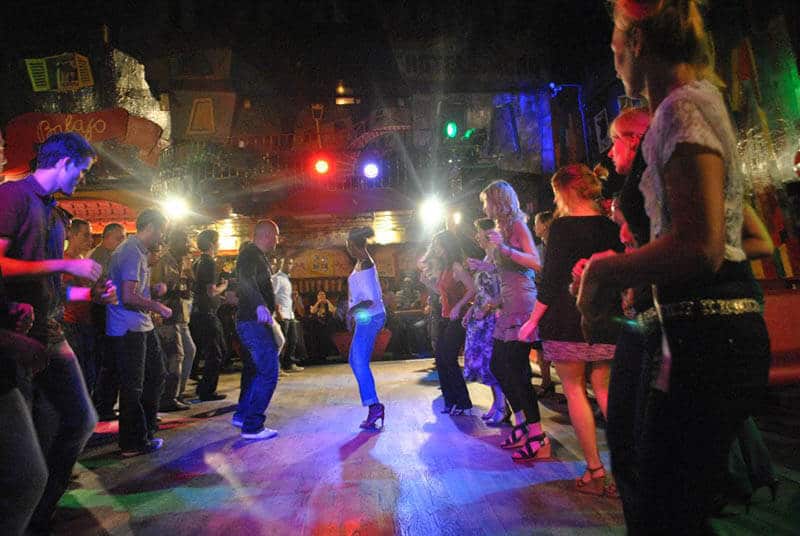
<box><xmin>314</xmin><ymin>158</ymin><xmax>330</xmax><ymax>174</ymax></box>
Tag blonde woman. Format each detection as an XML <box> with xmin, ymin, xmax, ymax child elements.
<box><xmin>480</xmin><ymin>180</ymin><xmax>549</xmax><ymax>462</ymax></box>
<box><xmin>578</xmin><ymin>1</ymin><xmax>772</xmax><ymax>531</ymax></box>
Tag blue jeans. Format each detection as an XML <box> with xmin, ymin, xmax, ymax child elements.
<box><xmin>235</xmin><ymin>321</ymin><xmax>279</xmax><ymax>433</ymax></box>
<box><xmin>349</xmin><ymin>313</ymin><xmax>384</xmax><ymax>406</ymax></box>
<box><xmin>0</xmin><ymin>388</ymin><xmax>47</xmax><ymax>536</ymax></box>
<box><xmin>28</xmin><ymin>340</ymin><xmax>98</xmax><ymax>533</ymax></box>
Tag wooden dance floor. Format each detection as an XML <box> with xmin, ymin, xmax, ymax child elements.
<box><xmin>56</xmin><ymin>359</ymin><xmax>799</xmax><ymax>535</ymax></box>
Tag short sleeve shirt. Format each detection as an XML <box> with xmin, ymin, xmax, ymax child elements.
<box><xmin>271</xmin><ymin>271</ymin><xmax>294</xmax><ymax>320</ymax></box>
<box><xmin>106</xmin><ymin>236</ymin><xmax>154</xmax><ymax>335</ymax></box>
<box><xmin>0</xmin><ymin>176</ymin><xmax>68</xmax><ymax>343</ymax></box>
<box><xmin>192</xmin><ymin>254</ymin><xmax>220</xmax><ymax>315</ymax></box>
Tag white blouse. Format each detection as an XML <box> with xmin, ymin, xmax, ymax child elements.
<box><xmin>640</xmin><ymin>79</ymin><xmax>747</xmax><ymax>262</ymax></box>
<box><xmin>348</xmin><ymin>265</ymin><xmax>386</xmax><ymax>317</ymax></box>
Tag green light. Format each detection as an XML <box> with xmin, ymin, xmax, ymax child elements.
<box><xmin>463</xmin><ymin>128</ymin><xmax>475</xmax><ymax>139</ymax></box>
<box><xmin>444</xmin><ymin>121</ymin><xmax>458</xmax><ymax>139</ymax></box>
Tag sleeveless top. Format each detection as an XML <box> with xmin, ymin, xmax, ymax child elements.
<box><xmin>438</xmin><ymin>267</ymin><xmax>466</xmax><ymax>319</ymax></box>
<box><xmin>347</xmin><ymin>264</ymin><xmax>386</xmax><ymax>318</ymax></box>
<box><xmin>493</xmin><ymin>231</ymin><xmax>538</xmax><ymax>342</ymax></box>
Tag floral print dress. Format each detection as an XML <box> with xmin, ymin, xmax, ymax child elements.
<box><xmin>462</xmin><ymin>258</ymin><xmax>501</xmax><ymax>385</ymax></box>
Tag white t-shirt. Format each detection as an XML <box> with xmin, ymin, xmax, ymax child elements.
<box><xmin>347</xmin><ymin>265</ymin><xmax>385</xmax><ymax>318</ymax></box>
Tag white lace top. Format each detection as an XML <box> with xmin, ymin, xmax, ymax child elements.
<box><xmin>640</xmin><ymin>79</ymin><xmax>746</xmax><ymax>262</ymax></box>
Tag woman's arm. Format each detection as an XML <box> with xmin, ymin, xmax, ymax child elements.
<box><xmin>491</xmin><ymin>221</ymin><xmax>542</xmax><ymax>272</ymax></box>
<box><xmin>579</xmin><ymin>144</ymin><xmax>726</xmax><ymax>312</ymax></box>
<box><xmin>741</xmin><ymin>203</ymin><xmax>773</xmax><ymax>259</ymax></box>
<box><xmin>449</xmin><ymin>262</ymin><xmax>476</xmax><ymax>319</ymax></box>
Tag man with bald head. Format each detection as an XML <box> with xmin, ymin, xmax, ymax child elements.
<box><xmin>232</xmin><ymin>220</ymin><xmax>281</xmax><ymax>440</ymax></box>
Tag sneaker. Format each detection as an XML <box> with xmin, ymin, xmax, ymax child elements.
<box><xmin>241</xmin><ymin>427</ymin><xmax>278</xmax><ymax>440</ymax></box>
<box><xmin>231</xmin><ymin>416</ymin><xmax>243</xmax><ymax>428</ymax></box>
<box><xmin>121</xmin><ymin>438</ymin><xmax>164</xmax><ymax>458</ymax></box>
<box><xmin>198</xmin><ymin>393</ymin><xmax>227</xmax><ymax>401</ymax></box>
<box><xmin>285</xmin><ymin>363</ymin><xmax>305</xmax><ymax>372</ymax></box>
<box><xmin>160</xmin><ymin>399</ymin><xmax>190</xmax><ymax>412</ymax></box>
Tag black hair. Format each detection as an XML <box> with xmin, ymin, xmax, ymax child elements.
<box><xmin>36</xmin><ymin>132</ymin><xmax>97</xmax><ymax>169</ymax></box>
<box><xmin>473</xmin><ymin>218</ymin><xmax>496</xmax><ymax>232</ymax></box>
<box><xmin>135</xmin><ymin>208</ymin><xmax>167</xmax><ymax>233</ymax></box>
<box><xmin>196</xmin><ymin>229</ymin><xmax>219</xmax><ymax>252</ymax></box>
<box><xmin>348</xmin><ymin>227</ymin><xmax>375</xmax><ymax>249</ymax></box>
<box><xmin>102</xmin><ymin>222</ymin><xmax>124</xmax><ymax>237</ymax></box>
<box><xmin>431</xmin><ymin>230</ymin><xmax>464</xmax><ymax>267</ymax></box>
<box><xmin>535</xmin><ymin>211</ymin><xmax>554</xmax><ymax>225</ymax></box>
<box><xmin>68</xmin><ymin>218</ymin><xmax>89</xmax><ymax>234</ymax></box>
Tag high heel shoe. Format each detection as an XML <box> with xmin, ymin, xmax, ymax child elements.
<box><xmin>575</xmin><ymin>465</ymin><xmax>614</xmax><ymax>496</ymax></box>
<box><xmin>500</xmin><ymin>423</ymin><xmax>529</xmax><ymax>449</ymax></box>
<box><xmin>450</xmin><ymin>406</ymin><xmax>472</xmax><ymax>416</ymax></box>
<box><xmin>511</xmin><ymin>433</ymin><xmax>552</xmax><ymax>463</ymax></box>
<box><xmin>440</xmin><ymin>404</ymin><xmax>455</xmax><ymax>414</ymax></box>
<box><xmin>486</xmin><ymin>405</ymin><xmax>512</xmax><ymax>427</ymax></box>
<box><xmin>360</xmin><ymin>403</ymin><xmax>385</xmax><ymax>430</ymax></box>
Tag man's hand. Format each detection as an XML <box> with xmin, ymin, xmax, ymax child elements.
<box><xmin>8</xmin><ymin>302</ymin><xmax>35</xmax><ymax>333</ymax></box>
<box><xmin>153</xmin><ymin>303</ymin><xmax>172</xmax><ymax>319</ymax></box>
<box><xmin>448</xmin><ymin>304</ymin><xmax>461</xmax><ymax>321</ymax></box>
<box><xmin>64</xmin><ymin>258</ymin><xmax>102</xmax><ymax>281</ymax></box>
<box><xmin>91</xmin><ymin>280</ymin><xmax>118</xmax><ymax>305</ymax></box>
<box><xmin>485</xmin><ymin>230</ymin><xmax>503</xmax><ymax>248</ymax></box>
<box><xmin>152</xmin><ymin>282</ymin><xmax>167</xmax><ymax>297</ymax></box>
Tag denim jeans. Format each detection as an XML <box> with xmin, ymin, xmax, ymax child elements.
<box><xmin>349</xmin><ymin>313</ymin><xmax>384</xmax><ymax>406</ymax></box>
<box><xmin>190</xmin><ymin>313</ymin><xmax>226</xmax><ymax>398</ymax></box>
<box><xmin>235</xmin><ymin>321</ymin><xmax>279</xmax><ymax>434</ymax></box>
<box><xmin>434</xmin><ymin>319</ymin><xmax>472</xmax><ymax>409</ymax></box>
<box><xmin>28</xmin><ymin>339</ymin><xmax>98</xmax><ymax>533</ymax></box>
<box><xmin>111</xmin><ymin>330</ymin><xmax>165</xmax><ymax>451</ymax></box>
<box><xmin>158</xmin><ymin>323</ymin><xmax>195</xmax><ymax>403</ymax></box>
<box><xmin>0</xmin><ymin>388</ymin><xmax>47</xmax><ymax>536</ymax></box>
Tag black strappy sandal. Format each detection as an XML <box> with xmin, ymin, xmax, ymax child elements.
<box><xmin>511</xmin><ymin>433</ymin><xmax>552</xmax><ymax>463</ymax></box>
<box><xmin>500</xmin><ymin>423</ymin><xmax>529</xmax><ymax>449</ymax></box>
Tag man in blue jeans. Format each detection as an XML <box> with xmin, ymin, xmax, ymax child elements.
<box><xmin>233</xmin><ymin>220</ymin><xmax>281</xmax><ymax>440</ymax></box>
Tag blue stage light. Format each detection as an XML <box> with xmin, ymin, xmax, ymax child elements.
<box><xmin>363</xmin><ymin>162</ymin><xmax>379</xmax><ymax>179</ymax></box>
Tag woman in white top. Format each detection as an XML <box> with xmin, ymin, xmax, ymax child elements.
<box><xmin>578</xmin><ymin>1</ymin><xmax>771</xmax><ymax>532</ymax></box>
<box><xmin>345</xmin><ymin>227</ymin><xmax>385</xmax><ymax>429</ymax></box>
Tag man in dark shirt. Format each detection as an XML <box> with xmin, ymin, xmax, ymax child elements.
<box><xmin>233</xmin><ymin>220</ymin><xmax>280</xmax><ymax>440</ymax></box>
<box><xmin>0</xmin><ymin>132</ymin><xmax>116</xmax><ymax>534</ymax></box>
<box><xmin>190</xmin><ymin>229</ymin><xmax>228</xmax><ymax>401</ymax></box>
<box><xmin>153</xmin><ymin>228</ymin><xmax>194</xmax><ymax>410</ymax></box>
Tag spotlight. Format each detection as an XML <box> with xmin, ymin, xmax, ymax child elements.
<box><xmin>452</xmin><ymin>211</ymin><xmax>462</xmax><ymax>225</ymax></box>
<box><xmin>419</xmin><ymin>197</ymin><xmax>445</xmax><ymax>228</ymax></box>
<box><xmin>363</xmin><ymin>162</ymin><xmax>379</xmax><ymax>179</ymax></box>
<box><xmin>314</xmin><ymin>158</ymin><xmax>330</xmax><ymax>174</ymax></box>
<box><xmin>162</xmin><ymin>196</ymin><xmax>189</xmax><ymax>219</ymax></box>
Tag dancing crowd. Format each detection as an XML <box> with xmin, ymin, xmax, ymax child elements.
<box><xmin>0</xmin><ymin>1</ymin><xmax>780</xmax><ymax>534</ymax></box>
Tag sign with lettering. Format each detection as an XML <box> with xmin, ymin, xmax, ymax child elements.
<box><xmin>3</xmin><ymin>108</ymin><xmax>162</xmax><ymax>177</ymax></box>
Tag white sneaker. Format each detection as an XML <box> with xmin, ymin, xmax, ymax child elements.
<box><xmin>241</xmin><ymin>427</ymin><xmax>278</xmax><ymax>440</ymax></box>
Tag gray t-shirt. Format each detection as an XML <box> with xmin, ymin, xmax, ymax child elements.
<box><xmin>106</xmin><ymin>236</ymin><xmax>154</xmax><ymax>336</ymax></box>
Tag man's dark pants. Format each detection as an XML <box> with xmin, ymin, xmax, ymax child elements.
<box><xmin>111</xmin><ymin>330</ymin><xmax>165</xmax><ymax>451</ymax></box>
<box><xmin>26</xmin><ymin>340</ymin><xmax>97</xmax><ymax>533</ymax></box>
<box><xmin>190</xmin><ymin>313</ymin><xmax>226</xmax><ymax>399</ymax></box>
<box><xmin>279</xmin><ymin>318</ymin><xmax>299</xmax><ymax>369</ymax></box>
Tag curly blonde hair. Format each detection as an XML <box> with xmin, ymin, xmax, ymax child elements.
<box><xmin>480</xmin><ymin>180</ymin><xmax>527</xmax><ymax>238</ymax></box>
<box><xmin>550</xmin><ymin>164</ymin><xmax>603</xmax><ymax>215</ymax></box>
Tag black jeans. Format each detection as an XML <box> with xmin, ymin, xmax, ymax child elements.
<box><xmin>190</xmin><ymin>313</ymin><xmax>226</xmax><ymax>399</ymax></box>
<box><xmin>93</xmin><ymin>331</ymin><xmax>119</xmax><ymax>417</ymax></box>
<box><xmin>490</xmin><ymin>339</ymin><xmax>539</xmax><ymax>424</ymax></box>
<box><xmin>111</xmin><ymin>330</ymin><xmax>165</xmax><ymax>451</ymax></box>
<box><xmin>434</xmin><ymin>319</ymin><xmax>471</xmax><ymax>409</ymax></box>
<box><xmin>630</xmin><ymin>314</ymin><xmax>770</xmax><ymax>535</ymax></box>
<box><xmin>279</xmin><ymin>318</ymin><xmax>298</xmax><ymax>369</ymax></box>
<box><xmin>62</xmin><ymin>322</ymin><xmax>97</xmax><ymax>397</ymax></box>
<box><xmin>607</xmin><ymin>324</ymin><xmax>657</xmax><ymax>529</ymax></box>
